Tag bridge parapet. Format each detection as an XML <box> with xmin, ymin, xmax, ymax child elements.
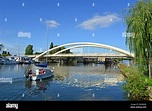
<box><xmin>45</xmin><ymin>53</ymin><xmax>132</xmax><ymax>58</ymax></box>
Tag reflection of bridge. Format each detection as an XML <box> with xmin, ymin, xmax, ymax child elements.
<box><xmin>30</xmin><ymin>42</ymin><xmax>134</xmax><ymax>60</ymax></box>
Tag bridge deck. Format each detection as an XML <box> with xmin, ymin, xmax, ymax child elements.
<box><xmin>26</xmin><ymin>53</ymin><xmax>133</xmax><ymax>58</ymax></box>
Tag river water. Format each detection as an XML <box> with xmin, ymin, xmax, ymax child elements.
<box><xmin>0</xmin><ymin>63</ymin><xmax>128</xmax><ymax>101</ymax></box>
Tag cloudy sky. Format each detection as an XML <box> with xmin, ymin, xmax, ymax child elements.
<box><xmin>0</xmin><ymin>0</ymin><xmax>136</xmax><ymax>55</ymax></box>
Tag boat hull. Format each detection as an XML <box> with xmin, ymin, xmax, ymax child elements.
<box><xmin>35</xmin><ymin>62</ymin><xmax>47</xmax><ymax>67</ymax></box>
<box><xmin>30</xmin><ymin>69</ymin><xmax>54</xmax><ymax>81</ymax></box>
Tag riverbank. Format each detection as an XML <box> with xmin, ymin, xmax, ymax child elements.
<box><xmin>117</xmin><ymin>63</ymin><xmax>152</xmax><ymax>101</ymax></box>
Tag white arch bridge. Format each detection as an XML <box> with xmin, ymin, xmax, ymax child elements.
<box><xmin>31</xmin><ymin>42</ymin><xmax>134</xmax><ymax>60</ymax></box>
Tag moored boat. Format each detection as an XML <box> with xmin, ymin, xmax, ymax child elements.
<box><xmin>0</xmin><ymin>56</ymin><xmax>18</xmax><ymax>65</ymax></box>
<box><xmin>35</xmin><ymin>63</ymin><xmax>47</xmax><ymax>67</ymax></box>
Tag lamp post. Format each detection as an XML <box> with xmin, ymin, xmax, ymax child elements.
<box><xmin>46</xmin><ymin>22</ymin><xmax>49</xmax><ymax>63</ymax></box>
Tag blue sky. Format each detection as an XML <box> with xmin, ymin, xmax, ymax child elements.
<box><xmin>0</xmin><ymin>0</ymin><xmax>136</xmax><ymax>55</ymax></box>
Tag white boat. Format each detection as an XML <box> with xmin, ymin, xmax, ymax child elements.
<box><xmin>26</xmin><ymin>68</ymin><xmax>54</xmax><ymax>81</ymax></box>
<box><xmin>14</xmin><ymin>56</ymin><xmax>33</xmax><ymax>64</ymax></box>
<box><xmin>0</xmin><ymin>56</ymin><xmax>18</xmax><ymax>65</ymax></box>
<box><xmin>0</xmin><ymin>55</ymin><xmax>4</xmax><ymax>64</ymax></box>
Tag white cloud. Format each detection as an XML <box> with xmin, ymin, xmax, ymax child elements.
<box><xmin>78</xmin><ymin>13</ymin><xmax>121</xmax><ymax>30</ymax></box>
<box><xmin>45</xmin><ymin>20</ymin><xmax>60</xmax><ymax>28</ymax></box>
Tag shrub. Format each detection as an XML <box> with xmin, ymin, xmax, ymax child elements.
<box><xmin>120</xmin><ymin>64</ymin><xmax>150</xmax><ymax>100</ymax></box>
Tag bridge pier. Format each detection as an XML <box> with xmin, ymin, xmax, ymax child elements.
<box><xmin>105</xmin><ymin>58</ymin><xmax>116</xmax><ymax>65</ymax></box>
<box><xmin>73</xmin><ymin>59</ymin><xmax>77</xmax><ymax>65</ymax></box>
<box><xmin>59</xmin><ymin>59</ymin><xmax>64</xmax><ymax>64</ymax></box>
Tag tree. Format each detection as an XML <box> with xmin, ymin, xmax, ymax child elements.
<box><xmin>49</xmin><ymin>42</ymin><xmax>54</xmax><ymax>54</ymax></box>
<box><xmin>35</xmin><ymin>52</ymin><xmax>42</xmax><ymax>55</ymax></box>
<box><xmin>2</xmin><ymin>51</ymin><xmax>11</xmax><ymax>57</ymax></box>
<box><xmin>25</xmin><ymin>44</ymin><xmax>33</xmax><ymax>55</ymax></box>
<box><xmin>0</xmin><ymin>44</ymin><xmax>4</xmax><ymax>51</ymax></box>
<box><xmin>48</xmin><ymin>43</ymin><xmax>72</xmax><ymax>54</ymax></box>
<box><xmin>49</xmin><ymin>42</ymin><xmax>54</xmax><ymax>49</ymax></box>
<box><xmin>124</xmin><ymin>0</ymin><xmax>152</xmax><ymax>77</ymax></box>
<box><xmin>2</xmin><ymin>51</ymin><xmax>6</xmax><ymax>54</ymax></box>
<box><xmin>7</xmin><ymin>51</ymin><xmax>11</xmax><ymax>56</ymax></box>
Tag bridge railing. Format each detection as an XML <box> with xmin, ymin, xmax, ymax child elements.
<box><xmin>26</xmin><ymin>53</ymin><xmax>131</xmax><ymax>58</ymax></box>
<box><xmin>45</xmin><ymin>53</ymin><xmax>129</xmax><ymax>57</ymax></box>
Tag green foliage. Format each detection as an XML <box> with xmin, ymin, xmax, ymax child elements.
<box><xmin>50</xmin><ymin>42</ymin><xmax>53</xmax><ymax>49</ymax></box>
<box><xmin>114</xmin><ymin>58</ymin><xmax>123</xmax><ymax>63</ymax></box>
<box><xmin>64</xmin><ymin>57</ymin><xmax>76</xmax><ymax>64</ymax></box>
<box><xmin>122</xmin><ymin>65</ymin><xmax>150</xmax><ymax>100</ymax></box>
<box><xmin>0</xmin><ymin>44</ymin><xmax>11</xmax><ymax>56</ymax></box>
<box><xmin>124</xmin><ymin>0</ymin><xmax>152</xmax><ymax>76</ymax></box>
<box><xmin>1</xmin><ymin>51</ymin><xmax>11</xmax><ymax>57</ymax></box>
<box><xmin>2</xmin><ymin>54</ymin><xmax>11</xmax><ymax>57</ymax></box>
<box><xmin>35</xmin><ymin>52</ymin><xmax>42</xmax><ymax>55</ymax></box>
<box><xmin>49</xmin><ymin>42</ymin><xmax>54</xmax><ymax>54</ymax></box>
<box><xmin>25</xmin><ymin>44</ymin><xmax>33</xmax><ymax>55</ymax></box>
<box><xmin>49</xmin><ymin>42</ymin><xmax>72</xmax><ymax>54</ymax></box>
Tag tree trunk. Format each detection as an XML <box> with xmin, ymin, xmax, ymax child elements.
<box><xmin>149</xmin><ymin>62</ymin><xmax>151</xmax><ymax>78</ymax></box>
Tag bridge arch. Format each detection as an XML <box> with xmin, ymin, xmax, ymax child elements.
<box><xmin>33</xmin><ymin>42</ymin><xmax>134</xmax><ymax>60</ymax></box>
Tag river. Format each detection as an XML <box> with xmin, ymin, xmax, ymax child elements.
<box><xmin>0</xmin><ymin>63</ymin><xmax>128</xmax><ymax>101</ymax></box>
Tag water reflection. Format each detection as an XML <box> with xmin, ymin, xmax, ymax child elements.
<box><xmin>24</xmin><ymin>77</ymin><xmax>54</xmax><ymax>97</ymax></box>
<box><xmin>54</xmin><ymin>73</ymin><xmax>124</xmax><ymax>88</ymax></box>
<box><xmin>0</xmin><ymin>63</ymin><xmax>127</xmax><ymax>101</ymax></box>
<box><xmin>0</xmin><ymin>64</ymin><xmax>27</xmax><ymax>78</ymax></box>
<box><xmin>51</xmin><ymin>63</ymin><xmax>124</xmax><ymax>89</ymax></box>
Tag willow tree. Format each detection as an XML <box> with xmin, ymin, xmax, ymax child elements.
<box><xmin>124</xmin><ymin>0</ymin><xmax>152</xmax><ymax>77</ymax></box>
